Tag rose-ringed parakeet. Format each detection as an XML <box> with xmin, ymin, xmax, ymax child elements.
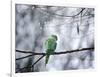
<box><xmin>45</xmin><ymin>35</ymin><xmax>57</xmax><ymax>65</ymax></box>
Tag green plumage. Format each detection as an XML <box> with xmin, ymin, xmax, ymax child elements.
<box><xmin>45</xmin><ymin>35</ymin><xmax>57</xmax><ymax>65</ymax></box>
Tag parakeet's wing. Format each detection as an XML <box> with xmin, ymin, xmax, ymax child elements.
<box><xmin>45</xmin><ymin>38</ymin><xmax>57</xmax><ymax>51</ymax></box>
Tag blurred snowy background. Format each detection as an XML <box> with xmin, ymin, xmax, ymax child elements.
<box><xmin>15</xmin><ymin>4</ymin><xmax>94</xmax><ymax>73</ymax></box>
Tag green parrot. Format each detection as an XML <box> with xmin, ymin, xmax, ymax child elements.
<box><xmin>45</xmin><ymin>35</ymin><xmax>57</xmax><ymax>65</ymax></box>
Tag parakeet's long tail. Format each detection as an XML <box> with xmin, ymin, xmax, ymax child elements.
<box><xmin>45</xmin><ymin>54</ymin><xmax>50</xmax><ymax>65</ymax></box>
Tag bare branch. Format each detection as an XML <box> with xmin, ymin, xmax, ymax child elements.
<box><xmin>32</xmin><ymin>55</ymin><xmax>45</xmax><ymax>67</ymax></box>
<box><xmin>38</xmin><ymin>8</ymin><xmax>85</xmax><ymax>18</ymax></box>
<box><xmin>16</xmin><ymin>55</ymin><xmax>45</xmax><ymax>73</ymax></box>
<box><xmin>16</xmin><ymin>47</ymin><xmax>94</xmax><ymax>56</ymax></box>
<box><xmin>16</xmin><ymin>54</ymin><xmax>33</xmax><ymax>60</ymax></box>
<box><xmin>16</xmin><ymin>50</ymin><xmax>33</xmax><ymax>53</ymax></box>
<box><xmin>16</xmin><ymin>44</ymin><xmax>94</xmax><ymax>72</ymax></box>
<box><xmin>16</xmin><ymin>47</ymin><xmax>94</xmax><ymax>72</ymax></box>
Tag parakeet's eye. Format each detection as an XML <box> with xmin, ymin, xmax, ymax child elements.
<box><xmin>51</xmin><ymin>35</ymin><xmax>57</xmax><ymax>41</ymax></box>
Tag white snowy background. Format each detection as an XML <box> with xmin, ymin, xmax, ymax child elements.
<box><xmin>15</xmin><ymin>4</ymin><xmax>94</xmax><ymax>73</ymax></box>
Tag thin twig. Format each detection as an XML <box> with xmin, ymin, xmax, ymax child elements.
<box><xmin>38</xmin><ymin>8</ymin><xmax>85</xmax><ymax>18</ymax></box>
<box><xmin>16</xmin><ymin>47</ymin><xmax>94</xmax><ymax>56</ymax></box>
<box><xmin>32</xmin><ymin>55</ymin><xmax>45</xmax><ymax>67</ymax></box>
<box><xmin>16</xmin><ymin>54</ymin><xmax>33</xmax><ymax>60</ymax></box>
<box><xmin>16</xmin><ymin>50</ymin><xmax>33</xmax><ymax>53</ymax></box>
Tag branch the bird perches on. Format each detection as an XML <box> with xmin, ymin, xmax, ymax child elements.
<box><xmin>16</xmin><ymin>47</ymin><xmax>94</xmax><ymax>73</ymax></box>
<box><xmin>16</xmin><ymin>47</ymin><xmax>94</xmax><ymax>60</ymax></box>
